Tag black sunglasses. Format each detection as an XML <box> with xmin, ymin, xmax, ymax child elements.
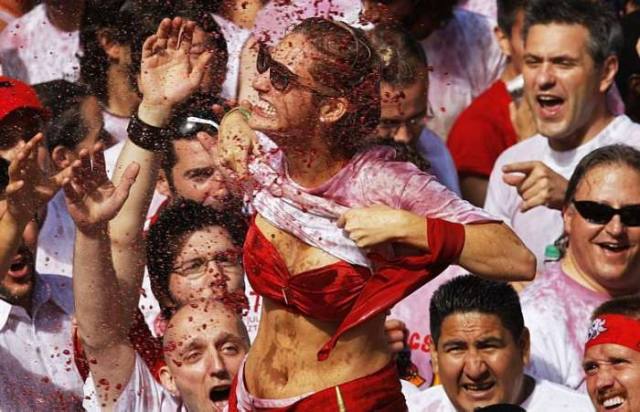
<box><xmin>256</xmin><ymin>43</ymin><xmax>338</xmax><ymax>96</ymax></box>
<box><xmin>572</xmin><ymin>200</ymin><xmax>640</xmax><ymax>227</ymax></box>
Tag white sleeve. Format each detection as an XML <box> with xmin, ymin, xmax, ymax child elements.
<box><xmin>484</xmin><ymin>152</ymin><xmax>516</xmax><ymax>225</ymax></box>
<box><xmin>83</xmin><ymin>353</ymin><xmax>178</xmax><ymax>412</ymax></box>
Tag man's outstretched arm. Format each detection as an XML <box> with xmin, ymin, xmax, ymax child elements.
<box><xmin>67</xmin><ymin>144</ymin><xmax>140</xmax><ymax>408</ymax></box>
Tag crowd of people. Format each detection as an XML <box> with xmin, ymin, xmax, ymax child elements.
<box><xmin>1</xmin><ymin>0</ymin><xmax>640</xmax><ymax>411</ymax></box>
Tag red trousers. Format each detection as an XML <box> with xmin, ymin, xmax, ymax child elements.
<box><xmin>227</xmin><ymin>361</ymin><xmax>407</xmax><ymax>412</ymax></box>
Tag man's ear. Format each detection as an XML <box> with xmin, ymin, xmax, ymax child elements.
<box><xmin>97</xmin><ymin>28</ymin><xmax>124</xmax><ymax>62</ymax></box>
<box><xmin>494</xmin><ymin>26</ymin><xmax>512</xmax><ymax>59</ymax></box>
<box><xmin>319</xmin><ymin>97</ymin><xmax>349</xmax><ymax>125</ymax></box>
<box><xmin>156</xmin><ymin>169</ymin><xmax>172</xmax><ymax>198</ymax></box>
<box><xmin>599</xmin><ymin>55</ymin><xmax>619</xmax><ymax>93</ymax></box>
<box><xmin>563</xmin><ymin>203</ymin><xmax>574</xmax><ymax>238</ymax></box>
<box><xmin>51</xmin><ymin>146</ymin><xmax>73</xmax><ymax>170</ymax></box>
<box><xmin>520</xmin><ymin>327</ymin><xmax>531</xmax><ymax>366</ymax></box>
<box><xmin>159</xmin><ymin>364</ymin><xmax>180</xmax><ymax>396</ymax></box>
<box><xmin>430</xmin><ymin>337</ymin><xmax>440</xmax><ymax>376</ymax></box>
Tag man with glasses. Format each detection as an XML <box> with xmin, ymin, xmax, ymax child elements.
<box><xmin>367</xmin><ymin>23</ymin><xmax>460</xmax><ymax>195</ymax></box>
<box><xmin>520</xmin><ymin>144</ymin><xmax>640</xmax><ymax>390</ymax></box>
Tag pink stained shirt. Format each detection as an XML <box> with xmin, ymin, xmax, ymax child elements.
<box><xmin>248</xmin><ymin>132</ymin><xmax>497</xmax><ymax>270</ymax></box>
<box><xmin>520</xmin><ymin>261</ymin><xmax>609</xmax><ymax>391</ymax></box>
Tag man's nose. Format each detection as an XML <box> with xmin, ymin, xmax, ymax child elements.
<box><xmin>393</xmin><ymin>124</ymin><xmax>412</xmax><ymax>145</ymax></box>
<box><xmin>462</xmin><ymin>351</ymin><xmax>490</xmax><ymax>381</ymax></box>
<box><xmin>535</xmin><ymin>63</ymin><xmax>557</xmax><ymax>90</ymax></box>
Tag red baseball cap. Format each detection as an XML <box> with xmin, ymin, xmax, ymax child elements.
<box><xmin>0</xmin><ymin>76</ymin><xmax>47</xmax><ymax>122</ymax></box>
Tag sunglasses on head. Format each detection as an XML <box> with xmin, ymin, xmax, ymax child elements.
<box><xmin>256</xmin><ymin>43</ymin><xmax>338</xmax><ymax>96</ymax></box>
<box><xmin>171</xmin><ymin>116</ymin><xmax>219</xmax><ymax>138</ymax></box>
<box><xmin>572</xmin><ymin>200</ymin><xmax>640</xmax><ymax>227</ymax></box>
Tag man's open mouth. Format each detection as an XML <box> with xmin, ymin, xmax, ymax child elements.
<box><xmin>209</xmin><ymin>385</ymin><xmax>231</xmax><ymax>403</ymax></box>
<box><xmin>601</xmin><ymin>395</ymin><xmax>626</xmax><ymax>410</ymax></box>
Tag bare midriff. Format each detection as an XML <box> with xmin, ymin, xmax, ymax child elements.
<box><xmin>243</xmin><ymin>215</ymin><xmax>392</xmax><ymax>399</ymax></box>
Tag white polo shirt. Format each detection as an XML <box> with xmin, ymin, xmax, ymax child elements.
<box><xmin>84</xmin><ymin>353</ymin><xmax>185</xmax><ymax>412</ymax></box>
<box><xmin>406</xmin><ymin>377</ymin><xmax>594</xmax><ymax>411</ymax></box>
<box><xmin>0</xmin><ymin>273</ymin><xmax>83</xmax><ymax>410</ymax></box>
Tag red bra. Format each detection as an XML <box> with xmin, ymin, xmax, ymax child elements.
<box><xmin>244</xmin><ymin>220</ymin><xmax>372</xmax><ymax>322</ymax></box>
<box><xmin>243</xmin><ymin>217</ymin><xmax>466</xmax><ymax>361</ymax></box>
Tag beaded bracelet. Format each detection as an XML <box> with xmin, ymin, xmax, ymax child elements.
<box><xmin>127</xmin><ymin>114</ymin><xmax>169</xmax><ymax>152</ymax></box>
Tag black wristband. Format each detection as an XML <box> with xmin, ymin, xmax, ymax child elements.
<box><xmin>127</xmin><ymin>114</ymin><xmax>168</xmax><ymax>152</ymax></box>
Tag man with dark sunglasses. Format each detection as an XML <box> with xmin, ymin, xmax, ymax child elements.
<box><xmin>519</xmin><ymin>144</ymin><xmax>640</xmax><ymax>391</ymax></box>
<box><xmin>485</xmin><ymin>0</ymin><xmax>640</xmax><ymax>271</ymax></box>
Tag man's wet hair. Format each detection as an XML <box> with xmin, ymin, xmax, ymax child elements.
<box><xmin>523</xmin><ymin>0</ymin><xmax>623</xmax><ymax>66</ymax></box>
<box><xmin>33</xmin><ymin>80</ymin><xmax>90</xmax><ymax>119</ymax></box>
<box><xmin>497</xmin><ymin>0</ymin><xmax>527</xmax><ymax>37</ymax></box>
<box><xmin>592</xmin><ymin>295</ymin><xmax>640</xmax><ymax>321</ymax></box>
<box><xmin>564</xmin><ymin>144</ymin><xmax>640</xmax><ymax>207</ymax></box>
<box><xmin>367</xmin><ymin>23</ymin><xmax>427</xmax><ymax>87</ymax></box>
<box><xmin>146</xmin><ymin>199</ymin><xmax>247</xmax><ymax>311</ymax></box>
<box><xmin>44</xmin><ymin>96</ymin><xmax>109</xmax><ymax>153</ymax></box>
<box><xmin>553</xmin><ymin>144</ymin><xmax>640</xmax><ymax>256</ymax></box>
<box><xmin>410</xmin><ymin>0</ymin><xmax>459</xmax><ymax>29</ymax></box>
<box><xmin>80</xmin><ymin>0</ymin><xmax>170</xmax><ymax>105</ymax></box>
<box><xmin>430</xmin><ymin>275</ymin><xmax>525</xmax><ymax>345</ymax></box>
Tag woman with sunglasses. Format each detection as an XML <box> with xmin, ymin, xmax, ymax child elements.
<box><xmin>519</xmin><ymin>144</ymin><xmax>640</xmax><ymax>391</ymax></box>
<box><xmin>128</xmin><ymin>17</ymin><xmax>535</xmax><ymax>411</ymax></box>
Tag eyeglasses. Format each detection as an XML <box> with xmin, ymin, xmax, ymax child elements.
<box><xmin>572</xmin><ymin>200</ymin><xmax>640</xmax><ymax>227</ymax></box>
<box><xmin>256</xmin><ymin>43</ymin><xmax>339</xmax><ymax>96</ymax></box>
<box><xmin>172</xmin><ymin>251</ymin><xmax>242</xmax><ymax>279</ymax></box>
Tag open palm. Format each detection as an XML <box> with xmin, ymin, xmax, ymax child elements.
<box><xmin>63</xmin><ymin>144</ymin><xmax>139</xmax><ymax>231</ymax></box>
<box><xmin>139</xmin><ymin>17</ymin><xmax>213</xmax><ymax>108</ymax></box>
<box><xmin>5</xmin><ymin>134</ymin><xmax>71</xmax><ymax>220</ymax></box>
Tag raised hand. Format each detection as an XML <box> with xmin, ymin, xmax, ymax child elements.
<box><xmin>139</xmin><ymin>17</ymin><xmax>213</xmax><ymax>111</ymax></box>
<box><xmin>199</xmin><ymin>101</ymin><xmax>257</xmax><ymax>187</ymax></box>
<box><xmin>63</xmin><ymin>143</ymin><xmax>140</xmax><ymax>232</ymax></box>
<box><xmin>5</xmin><ymin>134</ymin><xmax>71</xmax><ymax>222</ymax></box>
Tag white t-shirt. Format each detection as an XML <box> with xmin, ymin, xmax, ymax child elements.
<box><xmin>0</xmin><ymin>4</ymin><xmax>80</xmax><ymax>84</ymax></box>
<box><xmin>0</xmin><ymin>274</ymin><xmax>83</xmax><ymax>410</ymax></box>
<box><xmin>521</xmin><ymin>261</ymin><xmax>608</xmax><ymax>391</ymax></box>
<box><xmin>485</xmin><ymin>115</ymin><xmax>640</xmax><ymax>270</ymax></box>
<box><xmin>83</xmin><ymin>353</ymin><xmax>185</xmax><ymax>412</ymax></box>
<box><xmin>36</xmin><ymin>190</ymin><xmax>75</xmax><ymax>277</ymax></box>
<box><xmin>460</xmin><ymin>0</ymin><xmax>497</xmax><ymax>20</ymax></box>
<box><xmin>422</xmin><ymin>9</ymin><xmax>505</xmax><ymax>140</ymax></box>
<box><xmin>103</xmin><ymin>110</ymin><xmax>131</xmax><ymax>145</ymax></box>
<box><xmin>406</xmin><ymin>377</ymin><xmax>594</xmax><ymax>412</ymax></box>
